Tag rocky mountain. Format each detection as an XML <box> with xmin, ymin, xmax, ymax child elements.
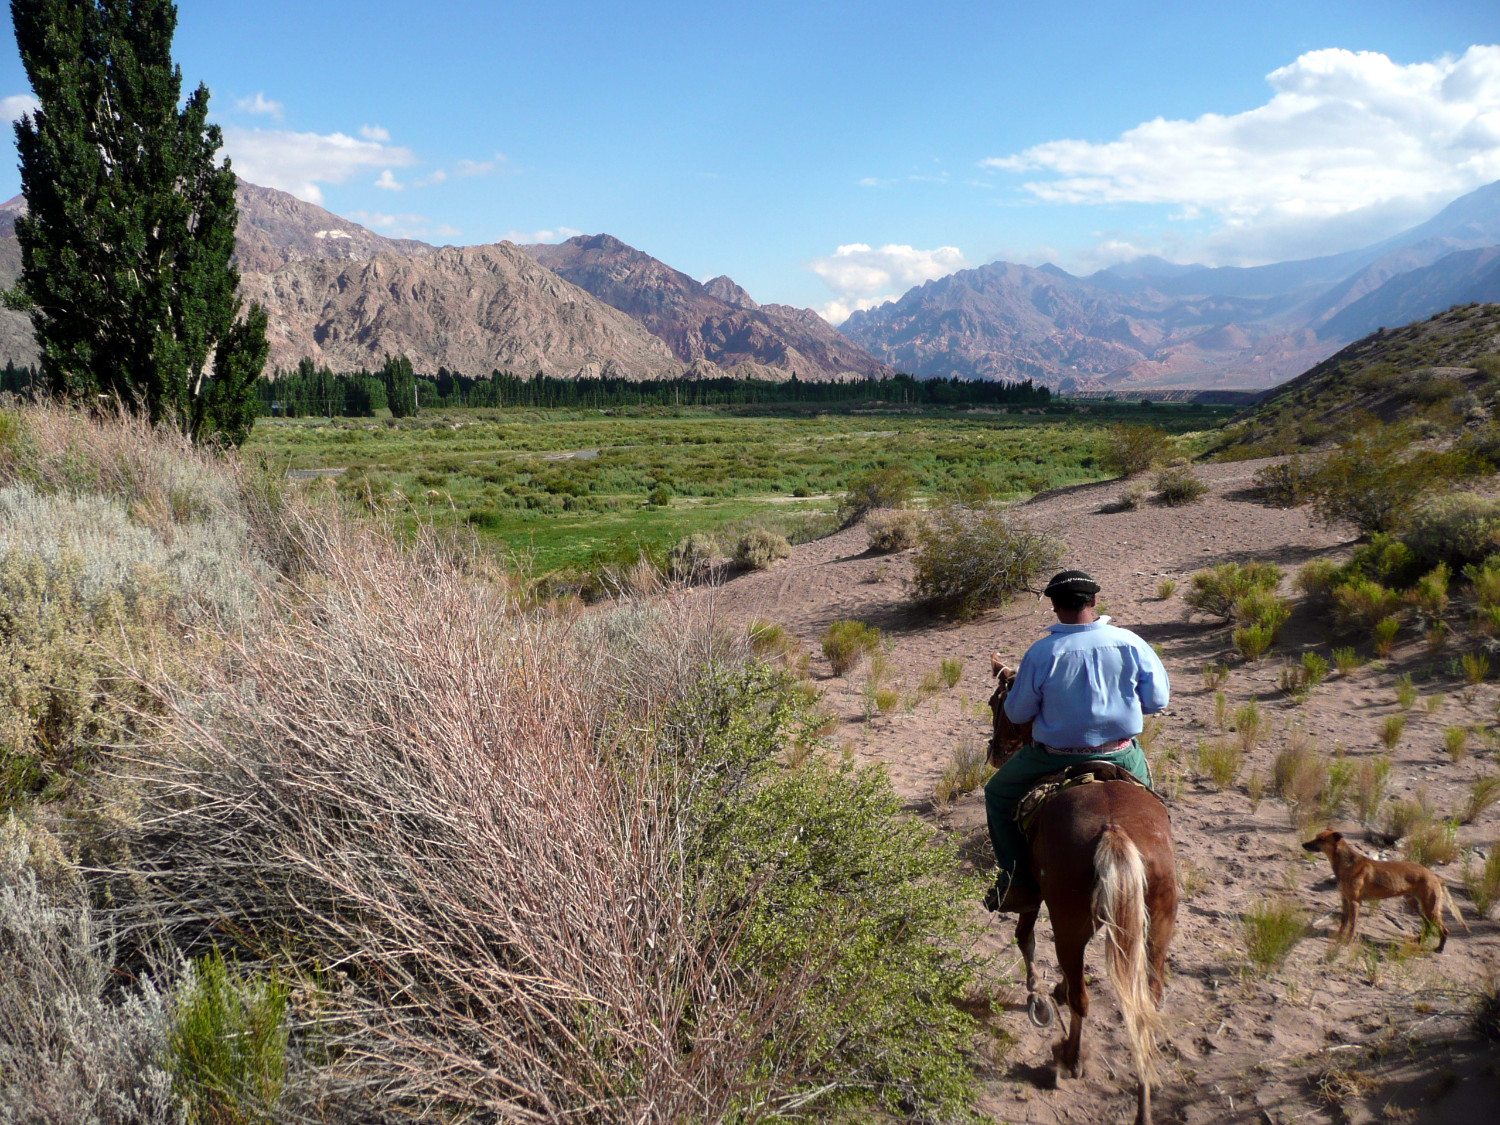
<box><xmin>839</xmin><ymin>259</ymin><xmax>1331</xmax><ymax>391</ymax></box>
<box><xmin>0</xmin><ymin>196</ymin><xmax>34</xmax><ymax>367</ymax></box>
<box><xmin>523</xmin><ymin>235</ymin><xmax>891</xmax><ymax>379</ymax></box>
<box><xmin>240</xmin><ymin>243</ymin><xmax>682</xmax><ymax>377</ymax></box>
<box><xmin>844</xmin><ymin>179</ymin><xmax>1500</xmax><ymax>391</ymax></box>
<box><xmin>231</xmin><ymin>181</ymin><xmax>437</xmax><ymax>273</ymax></box>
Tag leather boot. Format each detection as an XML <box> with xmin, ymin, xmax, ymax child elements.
<box><xmin>983</xmin><ymin>875</ymin><xmax>1041</xmax><ymax>914</ymax></box>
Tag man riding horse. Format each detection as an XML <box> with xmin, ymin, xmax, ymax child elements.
<box><xmin>984</xmin><ymin>569</ymin><xmax>1169</xmax><ymax>913</ymax></box>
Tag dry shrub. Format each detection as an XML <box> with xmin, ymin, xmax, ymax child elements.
<box><xmin>1460</xmin><ymin>774</ymin><xmax>1500</xmax><ymax>824</ymax></box>
<box><xmin>865</xmin><ymin>507</ymin><xmax>926</xmax><ymax>554</ymax></box>
<box><xmin>1196</xmin><ymin>739</ymin><xmax>1243</xmax><ymax>792</ymax></box>
<box><xmin>933</xmin><ymin>740</ymin><xmax>993</xmax><ymax>804</ymax></box>
<box><xmin>1404</xmin><ymin>820</ymin><xmax>1460</xmax><ymax>866</ymax></box>
<box><xmin>1243</xmin><ymin>897</ymin><xmax>1305</xmax><ymax>972</ymax></box>
<box><xmin>1153</xmin><ymin>464</ymin><xmax>1208</xmax><ymax>506</ymax></box>
<box><xmin>734</xmin><ymin>526</ymin><xmax>791</xmax><ymax>570</ymax></box>
<box><xmin>111</xmin><ymin>513</ymin><xmax>981</xmax><ymax>1121</ymax></box>
<box><xmin>911</xmin><ymin>504</ymin><xmax>1064</xmax><ymax>618</ymax></box>
<box><xmin>1355</xmin><ymin>755</ymin><xmax>1393</xmax><ymax>826</ymax></box>
<box><xmin>0</xmin><ymin>827</ymin><xmax>177</xmax><ymax>1124</ymax></box>
<box><xmin>1384</xmin><ymin>789</ymin><xmax>1435</xmax><ymax>841</ymax></box>
<box><xmin>838</xmin><ymin>466</ymin><xmax>914</xmax><ymax>526</ymax></box>
<box><xmin>669</xmin><ymin>531</ymin><xmax>720</xmax><ymax>579</ymax></box>
<box><xmin>1254</xmin><ymin>456</ymin><xmax>1318</xmax><ymax>508</ymax></box>
<box><xmin>1272</xmin><ymin>731</ymin><xmax>1331</xmax><ymax>829</ymax></box>
<box><xmin>1463</xmin><ymin>850</ymin><xmax>1500</xmax><ymax>918</ymax></box>
<box><xmin>1402</xmin><ymin>493</ymin><xmax>1500</xmax><ymax>571</ymax></box>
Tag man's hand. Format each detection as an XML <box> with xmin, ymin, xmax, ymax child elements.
<box><xmin>991</xmin><ymin>651</ymin><xmax>1006</xmax><ymax>677</ymax></box>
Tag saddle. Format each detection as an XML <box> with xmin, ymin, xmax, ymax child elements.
<box><xmin>987</xmin><ymin>665</ymin><xmax>1033</xmax><ymax>768</ymax></box>
<box><xmin>1014</xmin><ymin>761</ymin><xmax>1160</xmax><ymax>836</ymax></box>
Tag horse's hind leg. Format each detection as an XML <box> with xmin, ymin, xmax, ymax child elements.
<box><xmin>1147</xmin><ymin>904</ymin><xmax>1175</xmax><ymax>1006</ymax></box>
<box><xmin>1050</xmin><ymin>933</ymin><xmax>1089</xmax><ymax>1080</ymax></box>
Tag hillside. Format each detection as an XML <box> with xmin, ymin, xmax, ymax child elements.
<box><xmin>523</xmin><ymin>234</ymin><xmax>891</xmax><ymax>379</ymax></box>
<box><xmin>1218</xmin><ymin>303</ymin><xmax>1500</xmax><ymax>455</ymax></box>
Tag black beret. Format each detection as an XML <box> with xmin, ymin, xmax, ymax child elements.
<box><xmin>1043</xmin><ymin>569</ymin><xmax>1100</xmax><ymax>598</ymax></box>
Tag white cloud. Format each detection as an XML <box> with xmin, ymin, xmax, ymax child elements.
<box><xmin>415</xmin><ymin>169</ymin><xmax>448</xmax><ymax>187</ymax></box>
<box><xmin>457</xmin><ymin>154</ymin><xmax>506</xmax><ymax>177</ymax></box>
<box><xmin>359</xmin><ymin>124</ymin><xmax>390</xmax><ymax>142</ymax></box>
<box><xmin>503</xmin><ymin>226</ymin><xmax>582</xmax><ymax>244</ymax></box>
<box><xmin>349</xmin><ymin>209</ymin><xmax>460</xmax><ymax>241</ymax></box>
<box><xmin>1</xmin><ymin>94</ymin><xmax>39</xmax><ymax>122</ymax></box>
<box><xmin>220</xmin><ymin>127</ymin><xmax>416</xmax><ymax>204</ymax></box>
<box><xmin>982</xmin><ymin>44</ymin><xmax>1500</xmax><ymax>262</ymax></box>
<box><xmin>374</xmin><ymin>169</ymin><xmax>403</xmax><ymax>191</ymax></box>
<box><xmin>807</xmin><ymin>242</ymin><xmax>968</xmax><ymax>322</ymax></box>
<box><xmin>235</xmin><ymin>92</ymin><xmax>284</xmax><ymax>120</ymax></box>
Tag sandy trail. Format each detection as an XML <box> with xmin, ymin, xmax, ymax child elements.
<box><xmin>698</xmin><ymin>458</ymin><xmax>1500</xmax><ymax>1124</ymax></box>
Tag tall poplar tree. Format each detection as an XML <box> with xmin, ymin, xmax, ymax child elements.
<box><xmin>8</xmin><ymin>0</ymin><xmax>268</xmax><ymax>445</ymax></box>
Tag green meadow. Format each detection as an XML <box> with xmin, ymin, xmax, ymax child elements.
<box><xmin>245</xmin><ymin>400</ymin><xmax>1232</xmax><ymax>570</ymax></box>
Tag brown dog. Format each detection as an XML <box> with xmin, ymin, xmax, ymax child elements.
<box><xmin>1302</xmin><ymin>829</ymin><xmax>1466</xmax><ymax>951</ymax></box>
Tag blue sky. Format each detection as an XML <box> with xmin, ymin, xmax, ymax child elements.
<box><xmin>1</xmin><ymin>1</ymin><xmax>1498</xmax><ymax>319</ymax></box>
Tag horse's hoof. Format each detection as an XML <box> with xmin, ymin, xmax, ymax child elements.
<box><xmin>1028</xmin><ymin>994</ymin><xmax>1056</xmax><ymax>1028</ymax></box>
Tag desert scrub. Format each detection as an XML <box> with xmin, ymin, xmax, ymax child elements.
<box><xmin>1379</xmin><ymin>713</ymin><xmax>1406</xmax><ymax>749</ymax></box>
<box><xmin>119</xmin><ymin>517</ymin><xmax>987</xmax><ymax>1121</ymax></box>
<box><xmin>668</xmin><ymin>530</ymin><xmax>719</xmax><ymax>578</ymax></box>
<box><xmin>734</xmin><ymin>526</ymin><xmax>791</xmax><ymax>570</ymax></box>
<box><xmin>1184</xmin><ymin>561</ymin><xmax>1283</xmax><ymax>621</ymax></box>
<box><xmin>170</xmin><ymin>949</ymin><xmax>291</xmax><ymax>1123</ymax></box>
<box><xmin>1156</xmin><ymin>578</ymin><xmax>1177</xmax><ymax>600</ymax></box>
<box><xmin>1331</xmin><ymin>578</ymin><xmax>1403</xmax><ymax>633</ymax></box>
<box><xmin>0</xmin><ymin>830</ymin><xmax>178</xmax><ymax>1124</ymax></box>
<box><xmin>1402</xmin><ymin>493</ymin><xmax>1500</xmax><ymax>571</ymax></box>
<box><xmin>1395</xmin><ymin>674</ymin><xmax>1418</xmax><ymax>710</ymax></box>
<box><xmin>1153</xmin><ymin>463</ymin><xmax>1208</xmax><ymax>506</ymax></box>
<box><xmin>864</xmin><ymin>507</ymin><xmax>926</xmax><ymax>553</ymax></box>
<box><xmin>1403</xmin><ymin>820</ymin><xmax>1460</xmax><ymax>866</ymax></box>
<box><xmin>940</xmin><ymin>657</ymin><xmax>964</xmax><ymax>688</ymax></box>
<box><xmin>1195</xmin><ymin>738</ymin><xmax>1243</xmax><ymax>792</ymax></box>
<box><xmin>1463</xmin><ymin>849</ymin><xmax>1500</xmax><ymax>918</ymax></box>
<box><xmin>1242</xmin><ymin>897</ymin><xmax>1305</xmax><ymax>972</ymax></box>
<box><xmin>747</xmin><ymin>619</ymin><xmax>798</xmax><ymax>662</ymax></box>
<box><xmin>911</xmin><ymin>503</ymin><xmax>1064</xmax><ymax>618</ymax></box>
<box><xmin>933</xmin><ymin>739</ymin><xmax>993</xmax><ymax>804</ymax></box>
<box><xmin>1444</xmin><ymin>725</ymin><xmax>1471</xmax><ymax>761</ymax></box>
<box><xmin>1354</xmin><ymin>755</ymin><xmax>1393</xmax><ymax>826</ymax></box>
<box><xmin>1460</xmin><ymin>774</ymin><xmax>1500</xmax><ymax>824</ymax></box>
<box><xmin>1332</xmin><ymin>646</ymin><xmax>1364</xmax><ymax>675</ymax></box>
<box><xmin>1303</xmin><ymin>427</ymin><xmax>1469</xmax><ymax>536</ymax></box>
<box><xmin>1100</xmin><ymin>422</ymin><xmax>1171</xmax><ymax>476</ymax></box>
<box><xmin>1254</xmin><ymin>456</ymin><xmax>1318</xmax><ymax>508</ymax></box>
<box><xmin>1383</xmin><ymin>790</ymin><xmax>1435</xmax><ymax>841</ymax></box>
<box><xmin>838</xmin><ymin>465</ymin><xmax>914</xmax><ymax>526</ymax></box>
<box><xmin>821</xmin><ymin>619</ymin><xmax>882</xmax><ymax>677</ymax></box>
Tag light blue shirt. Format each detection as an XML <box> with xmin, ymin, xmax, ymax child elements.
<box><xmin>1003</xmin><ymin>616</ymin><xmax>1169</xmax><ymax>749</ymax></box>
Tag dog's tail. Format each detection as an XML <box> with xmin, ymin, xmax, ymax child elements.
<box><xmin>1441</xmin><ymin>883</ymin><xmax>1471</xmax><ymax>933</ymax></box>
<box><xmin>1093</xmin><ymin>826</ymin><xmax>1161</xmax><ymax>1105</ymax></box>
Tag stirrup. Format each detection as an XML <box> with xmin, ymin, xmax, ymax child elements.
<box><xmin>984</xmin><ymin>875</ymin><xmax>1041</xmax><ymax>914</ymax></box>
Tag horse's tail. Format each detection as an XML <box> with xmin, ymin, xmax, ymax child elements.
<box><xmin>1092</xmin><ymin>826</ymin><xmax>1160</xmax><ymax>1088</ymax></box>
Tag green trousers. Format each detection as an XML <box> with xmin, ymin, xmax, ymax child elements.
<box><xmin>983</xmin><ymin>740</ymin><xmax>1152</xmax><ymax>891</ymax></box>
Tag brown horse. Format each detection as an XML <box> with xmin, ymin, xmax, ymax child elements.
<box><xmin>1015</xmin><ymin>778</ymin><xmax>1178</xmax><ymax>1125</ymax></box>
<box><xmin>987</xmin><ymin>663</ymin><xmax>1178</xmax><ymax>1123</ymax></box>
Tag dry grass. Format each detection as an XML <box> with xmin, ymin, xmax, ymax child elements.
<box><xmin>1444</xmin><ymin>725</ymin><xmax>1471</xmax><ymax>761</ymax></box>
<box><xmin>1243</xmin><ymin>897</ymin><xmax>1306</xmax><ymax>972</ymax></box>
<box><xmin>1355</xmin><ymin>755</ymin><xmax>1393</xmax><ymax>826</ymax></box>
<box><xmin>1403</xmin><ymin>820</ymin><xmax>1460</xmax><ymax>866</ymax></box>
<box><xmin>1463</xmin><ymin>850</ymin><xmax>1500</xmax><ymax>918</ymax></box>
<box><xmin>1196</xmin><ymin>739</ymin><xmax>1243</xmax><ymax>792</ymax></box>
<box><xmin>933</xmin><ymin>740</ymin><xmax>993</xmax><ymax>805</ymax></box>
<box><xmin>1459</xmin><ymin>774</ymin><xmax>1500</xmax><ymax>824</ymax></box>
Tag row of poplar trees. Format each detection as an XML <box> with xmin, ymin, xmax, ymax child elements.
<box><xmin>6</xmin><ymin>0</ymin><xmax>268</xmax><ymax>445</ymax></box>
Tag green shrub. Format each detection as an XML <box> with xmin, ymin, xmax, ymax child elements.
<box><xmin>1394</xmin><ymin>674</ymin><xmax>1418</xmax><ymax>710</ymax></box>
<box><xmin>1384</xmin><ymin>790</ymin><xmax>1434</xmax><ymax>840</ymax></box>
<box><xmin>864</xmin><ymin>507</ymin><xmax>926</xmax><ymax>554</ymax></box>
<box><xmin>1153</xmin><ymin>463</ymin><xmax>1208</xmax><ymax>506</ymax></box>
<box><xmin>911</xmin><ymin>504</ymin><xmax>1064</xmax><ymax>618</ymax></box>
<box><xmin>734</xmin><ymin>527</ymin><xmax>791</xmax><ymax>570</ymax></box>
<box><xmin>1234</xmin><ymin>623</ymin><xmax>1276</xmax><ymax>661</ymax></box>
<box><xmin>1402</xmin><ymin>493</ymin><xmax>1500</xmax><ymax>571</ymax></box>
<box><xmin>838</xmin><ymin>466</ymin><xmax>914</xmax><ymax>527</ymax></box>
<box><xmin>1301</xmin><ymin>651</ymin><xmax>1330</xmax><ymax>688</ymax></box>
<box><xmin>1463</xmin><ymin>651</ymin><xmax>1491</xmax><ymax>685</ymax></box>
<box><xmin>1156</xmin><ymin>578</ymin><xmax>1177</xmax><ymax>600</ymax></box>
<box><xmin>1184</xmin><ymin>561</ymin><xmax>1284</xmax><ymax>621</ymax></box>
<box><xmin>1379</xmin><ymin>713</ymin><xmax>1405</xmax><ymax>749</ymax></box>
<box><xmin>1466</xmin><ymin>556</ymin><xmax>1500</xmax><ymax>609</ymax></box>
<box><xmin>1243</xmin><ymin>898</ymin><xmax>1305</xmax><ymax>971</ymax></box>
<box><xmin>1332</xmin><ymin>646</ymin><xmax>1364</xmax><ymax>675</ymax></box>
<box><xmin>169</xmin><ymin>950</ymin><xmax>290</xmax><ymax>1124</ymax></box>
<box><xmin>1344</xmin><ymin>533</ymin><xmax>1422</xmax><ymax>588</ymax></box>
<box><xmin>747</xmin><ymin>620</ymin><xmax>798</xmax><ymax>661</ymax></box>
<box><xmin>1304</xmin><ymin>428</ymin><xmax>1468</xmax><ymax>536</ymax></box>
<box><xmin>1412</xmin><ymin>563</ymin><xmax>1451</xmax><ymax>616</ymax></box>
<box><xmin>939</xmin><ymin>657</ymin><xmax>964</xmax><ymax>688</ymax></box>
<box><xmin>1331</xmin><ymin>578</ymin><xmax>1403</xmax><ymax>633</ymax></box>
<box><xmin>821</xmin><ymin>619</ymin><xmax>882</xmax><ymax>677</ymax></box>
<box><xmin>1295</xmin><ymin>559</ymin><xmax>1343</xmax><ymax>605</ymax></box>
<box><xmin>1372</xmin><ymin>614</ymin><xmax>1397</xmax><ymax>658</ymax></box>
<box><xmin>1100</xmin><ymin>423</ymin><xmax>1171</xmax><ymax>477</ymax></box>
<box><xmin>1196</xmin><ymin>739</ymin><xmax>1243</xmax><ymax>791</ymax></box>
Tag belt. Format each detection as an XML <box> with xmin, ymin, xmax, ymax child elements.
<box><xmin>1040</xmin><ymin>738</ymin><xmax>1133</xmax><ymax>756</ymax></box>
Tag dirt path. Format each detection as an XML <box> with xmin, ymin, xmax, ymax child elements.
<box><xmin>697</xmin><ymin>459</ymin><xmax>1500</xmax><ymax>1124</ymax></box>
